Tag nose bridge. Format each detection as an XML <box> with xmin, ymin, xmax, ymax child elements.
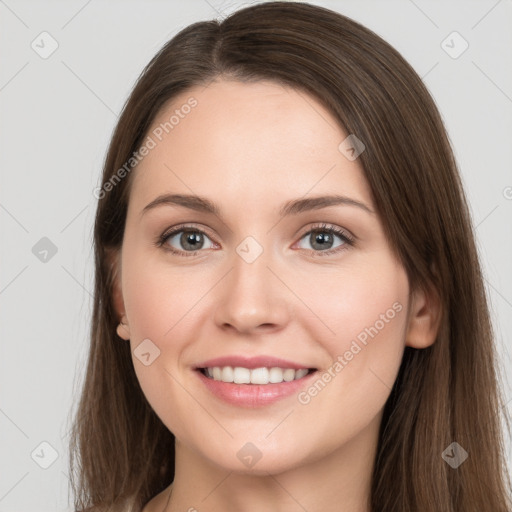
<box><xmin>214</xmin><ymin>234</ymin><xmax>290</xmax><ymax>332</ymax></box>
<box><xmin>232</xmin><ymin>237</ymin><xmax>271</xmax><ymax>296</ymax></box>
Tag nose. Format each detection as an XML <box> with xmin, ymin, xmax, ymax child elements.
<box><xmin>213</xmin><ymin>246</ymin><xmax>291</xmax><ymax>335</ymax></box>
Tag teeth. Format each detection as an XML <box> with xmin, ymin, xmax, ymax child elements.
<box><xmin>203</xmin><ymin>366</ymin><xmax>311</xmax><ymax>384</ymax></box>
<box><xmin>269</xmin><ymin>367</ymin><xmax>284</xmax><ymax>383</ymax></box>
<box><xmin>221</xmin><ymin>366</ymin><xmax>234</xmax><ymax>382</ymax></box>
<box><xmin>250</xmin><ymin>367</ymin><xmax>269</xmax><ymax>384</ymax></box>
<box><xmin>295</xmin><ymin>368</ymin><xmax>309</xmax><ymax>379</ymax></box>
<box><xmin>233</xmin><ymin>367</ymin><xmax>251</xmax><ymax>384</ymax></box>
<box><xmin>283</xmin><ymin>369</ymin><xmax>295</xmax><ymax>382</ymax></box>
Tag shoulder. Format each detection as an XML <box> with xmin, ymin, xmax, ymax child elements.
<box><xmin>141</xmin><ymin>486</ymin><xmax>173</xmax><ymax>512</ymax></box>
<box><xmin>76</xmin><ymin>497</ymin><xmax>140</xmax><ymax>512</ymax></box>
<box><xmin>75</xmin><ymin>488</ymin><xmax>170</xmax><ymax>512</ymax></box>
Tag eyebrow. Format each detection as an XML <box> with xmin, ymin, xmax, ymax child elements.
<box><xmin>140</xmin><ymin>193</ymin><xmax>375</xmax><ymax>219</ymax></box>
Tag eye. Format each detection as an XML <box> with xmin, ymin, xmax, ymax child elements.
<box><xmin>156</xmin><ymin>225</ymin><xmax>216</xmax><ymax>257</ymax></box>
<box><xmin>156</xmin><ymin>222</ymin><xmax>355</xmax><ymax>258</ymax></box>
<box><xmin>295</xmin><ymin>223</ymin><xmax>355</xmax><ymax>257</ymax></box>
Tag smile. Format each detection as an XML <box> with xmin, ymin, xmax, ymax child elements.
<box><xmin>195</xmin><ymin>366</ymin><xmax>318</xmax><ymax>408</ymax></box>
<box><xmin>200</xmin><ymin>366</ymin><xmax>314</xmax><ymax>384</ymax></box>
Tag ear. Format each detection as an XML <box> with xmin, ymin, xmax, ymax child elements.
<box><xmin>405</xmin><ymin>280</ymin><xmax>442</xmax><ymax>349</ymax></box>
<box><xmin>106</xmin><ymin>247</ymin><xmax>131</xmax><ymax>341</ymax></box>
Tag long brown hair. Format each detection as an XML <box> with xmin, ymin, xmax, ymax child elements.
<box><xmin>68</xmin><ymin>2</ymin><xmax>512</xmax><ymax>510</ymax></box>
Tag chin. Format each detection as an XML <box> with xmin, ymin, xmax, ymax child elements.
<box><xmin>202</xmin><ymin>443</ymin><xmax>310</xmax><ymax>477</ymax></box>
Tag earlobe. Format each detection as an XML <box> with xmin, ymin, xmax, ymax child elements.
<box><xmin>107</xmin><ymin>247</ymin><xmax>131</xmax><ymax>340</ymax></box>
<box><xmin>116</xmin><ymin>315</ymin><xmax>131</xmax><ymax>341</ymax></box>
<box><xmin>405</xmin><ymin>281</ymin><xmax>442</xmax><ymax>349</ymax></box>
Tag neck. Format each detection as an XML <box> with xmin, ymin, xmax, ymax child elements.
<box><xmin>165</xmin><ymin>412</ymin><xmax>381</xmax><ymax>512</ymax></box>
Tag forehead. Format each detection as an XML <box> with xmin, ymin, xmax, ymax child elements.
<box><xmin>128</xmin><ymin>79</ymin><xmax>373</xmax><ymax>215</ymax></box>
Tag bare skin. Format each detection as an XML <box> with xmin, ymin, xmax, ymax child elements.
<box><xmin>112</xmin><ymin>79</ymin><xmax>440</xmax><ymax>512</ymax></box>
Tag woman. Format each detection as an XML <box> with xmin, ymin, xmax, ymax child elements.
<box><xmin>69</xmin><ymin>2</ymin><xmax>512</xmax><ymax>511</ymax></box>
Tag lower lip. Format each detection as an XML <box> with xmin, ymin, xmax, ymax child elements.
<box><xmin>195</xmin><ymin>369</ymin><xmax>318</xmax><ymax>408</ymax></box>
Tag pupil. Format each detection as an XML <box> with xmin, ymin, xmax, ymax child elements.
<box><xmin>313</xmin><ymin>232</ymin><xmax>332</xmax><ymax>249</ymax></box>
<box><xmin>183</xmin><ymin>232</ymin><xmax>202</xmax><ymax>250</ymax></box>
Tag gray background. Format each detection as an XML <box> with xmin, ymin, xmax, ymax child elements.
<box><xmin>1</xmin><ymin>0</ymin><xmax>511</xmax><ymax>510</ymax></box>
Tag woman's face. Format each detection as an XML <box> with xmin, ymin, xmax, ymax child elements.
<box><xmin>115</xmin><ymin>79</ymin><xmax>412</xmax><ymax>475</ymax></box>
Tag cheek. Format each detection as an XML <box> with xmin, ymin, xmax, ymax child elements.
<box><xmin>122</xmin><ymin>248</ymin><xmax>207</xmax><ymax>341</ymax></box>
<box><xmin>281</xmin><ymin>266</ymin><xmax>408</xmax><ymax>463</ymax></box>
<box><xmin>293</xmin><ymin>260</ymin><xmax>408</xmax><ymax>404</ymax></box>
<box><xmin>293</xmin><ymin>258</ymin><xmax>407</xmax><ymax>340</ymax></box>
<box><xmin>121</xmin><ymin>249</ymin><xmax>220</xmax><ymax>432</ymax></box>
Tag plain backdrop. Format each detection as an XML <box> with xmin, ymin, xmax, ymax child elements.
<box><xmin>0</xmin><ymin>1</ymin><xmax>511</xmax><ymax>510</ymax></box>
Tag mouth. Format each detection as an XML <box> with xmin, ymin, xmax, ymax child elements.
<box><xmin>195</xmin><ymin>365</ymin><xmax>319</xmax><ymax>408</ymax></box>
<box><xmin>197</xmin><ymin>366</ymin><xmax>318</xmax><ymax>385</ymax></box>
<box><xmin>193</xmin><ymin>355</ymin><xmax>320</xmax><ymax>407</ymax></box>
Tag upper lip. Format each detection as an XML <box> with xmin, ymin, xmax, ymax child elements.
<box><xmin>196</xmin><ymin>355</ymin><xmax>316</xmax><ymax>370</ymax></box>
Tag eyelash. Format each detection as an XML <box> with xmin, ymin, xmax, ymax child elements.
<box><xmin>155</xmin><ymin>223</ymin><xmax>355</xmax><ymax>258</ymax></box>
